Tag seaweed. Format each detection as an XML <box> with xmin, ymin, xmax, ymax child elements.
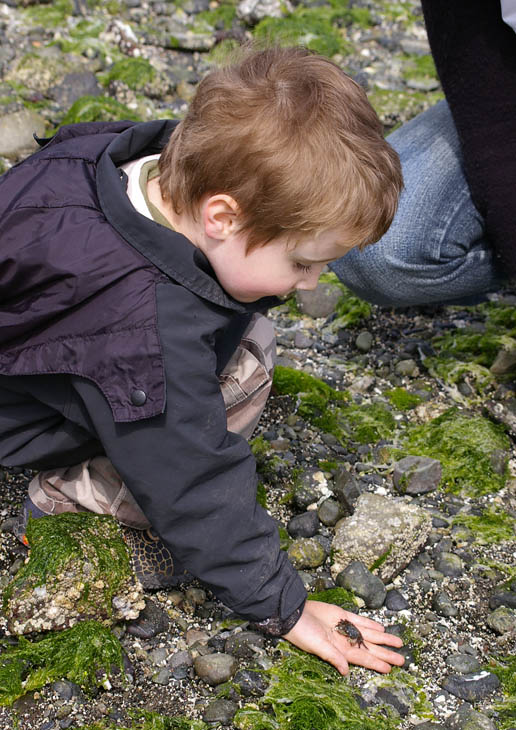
<box><xmin>234</xmin><ymin>645</ymin><xmax>401</xmax><ymax>730</ymax></box>
<box><xmin>399</xmin><ymin>407</ymin><xmax>510</xmax><ymax>495</ymax></box>
<box><xmin>487</xmin><ymin>656</ymin><xmax>516</xmax><ymax>730</ymax></box>
<box><xmin>384</xmin><ymin>387</ymin><xmax>422</xmax><ymax>411</ymax></box>
<box><xmin>0</xmin><ymin>621</ymin><xmax>125</xmax><ymax>706</ymax></box>
<box><xmin>452</xmin><ymin>507</ymin><xmax>515</xmax><ymax>544</ymax></box>
<box><xmin>3</xmin><ymin>512</ymin><xmax>132</xmax><ymax>620</ymax></box>
<box><xmin>100</xmin><ymin>57</ymin><xmax>156</xmax><ymax>90</ymax></box>
<box><xmin>69</xmin><ymin>710</ymin><xmax>206</xmax><ymax>729</ymax></box>
<box><xmin>307</xmin><ymin>587</ymin><xmax>357</xmax><ymax>611</ymax></box>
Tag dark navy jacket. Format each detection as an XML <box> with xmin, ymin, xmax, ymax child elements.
<box><xmin>0</xmin><ymin>120</ymin><xmax>306</xmax><ymax>623</ymax></box>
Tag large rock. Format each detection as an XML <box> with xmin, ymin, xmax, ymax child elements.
<box><xmin>331</xmin><ymin>493</ymin><xmax>432</xmax><ymax>583</ymax></box>
<box><xmin>0</xmin><ymin>108</ymin><xmax>46</xmax><ymax>160</ymax></box>
<box><xmin>393</xmin><ymin>455</ymin><xmax>441</xmax><ymax>495</ymax></box>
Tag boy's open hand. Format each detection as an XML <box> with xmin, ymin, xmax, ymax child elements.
<box><xmin>283</xmin><ymin>600</ymin><xmax>405</xmax><ymax>675</ymax></box>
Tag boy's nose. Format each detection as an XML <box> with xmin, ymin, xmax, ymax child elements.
<box><xmin>297</xmin><ymin>270</ymin><xmax>322</xmax><ymax>291</ymax></box>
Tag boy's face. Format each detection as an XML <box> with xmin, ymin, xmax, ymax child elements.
<box><xmin>208</xmin><ymin>228</ymin><xmax>352</xmax><ymax>303</ymax></box>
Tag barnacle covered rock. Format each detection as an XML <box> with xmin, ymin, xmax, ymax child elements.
<box><xmin>3</xmin><ymin>513</ymin><xmax>145</xmax><ymax>635</ymax></box>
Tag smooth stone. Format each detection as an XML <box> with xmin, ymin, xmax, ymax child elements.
<box><xmin>147</xmin><ymin>647</ymin><xmax>169</xmax><ymax>666</ymax></box>
<box><xmin>445</xmin><ymin>653</ymin><xmax>481</xmax><ymax>674</ymax></box>
<box><xmin>442</xmin><ymin>671</ymin><xmax>500</xmax><ymax>701</ymax></box>
<box><xmin>490</xmin><ymin>348</ymin><xmax>516</xmax><ymax>375</ymax></box>
<box><xmin>224</xmin><ymin>631</ymin><xmax>265</xmax><ymax>659</ymax></box>
<box><xmin>446</xmin><ymin>705</ymin><xmax>497</xmax><ymax>730</ymax></box>
<box><xmin>374</xmin><ymin>685</ymin><xmax>414</xmax><ymax>717</ymax></box>
<box><xmin>202</xmin><ymin>698</ymin><xmax>238</xmax><ymax>724</ymax></box>
<box><xmin>385</xmin><ymin>589</ymin><xmax>409</xmax><ymax>611</ymax></box>
<box><xmin>287</xmin><ymin>510</ymin><xmax>320</xmax><ymax>538</ymax></box>
<box><xmin>168</xmin><ymin>650</ymin><xmax>193</xmax><ymax>669</ymax></box>
<box><xmin>487</xmin><ymin>606</ymin><xmax>516</xmax><ymax>634</ymax></box>
<box><xmin>293</xmin><ymin>468</ymin><xmax>330</xmax><ymax>510</ymax></box>
<box><xmin>355</xmin><ymin>331</ymin><xmax>373</xmax><ymax>353</ymax></box>
<box><xmin>332</xmin><ymin>468</ymin><xmax>363</xmax><ymax>513</ymax></box>
<box><xmin>395</xmin><ymin>359</ymin><xmax>418</xmax><ymax>377</ymax></box>
<box><xmin>336</xmin><ymin>560</ymin><xmax>386</xmax><ymax>609</ymax></box>
<box><xmin>232</xmin><ymin>669</ymin><xmax>268</xmax><ymax>697</ymax></box>
<box><xmin>151</xmin><ymin>668</ymin><xmax>172</xmax><ymax>685</ymax></box>
<box><xmin>434</xmin><ymin>551</ymin><xmax>464</xmax><ymax>577</ymax></box>
<box><xmin>194</xmin><ymin>653</ymin><xmax>238</xmax><ymax>686</ymax></box>
<box><xmin>432</xmin><ymin>590</ymin><xmax>458</xmax><ymax>617</ymax></box>
<box><xmin>393</xmin><ymin>455</ymin><xmax>441</xmax><ymax>495</ymax></box>
<box><xmin>288</xmin><ymin>538</ymin><xmax>326</xmax><ymax>569</ymax></box>
<box><xmin>317</xmin><ymin>498</ymin><xmax>342</xmax><ymax>526</ymax></box>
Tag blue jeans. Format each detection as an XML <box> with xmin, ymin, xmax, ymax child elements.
<box><xmin>330</xmin><ymin>100</ymin><xmax>505</xmax><ymax>307</ymax></box>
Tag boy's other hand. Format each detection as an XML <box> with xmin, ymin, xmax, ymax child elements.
<box><xmin>283</xmin><ymin>600</ymin><xmax>405</xmax><ymax>675</ymax></box>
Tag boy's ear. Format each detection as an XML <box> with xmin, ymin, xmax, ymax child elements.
<box><xmin>202</xmin><ymin>194</ymin><xmax>240</xmax><ymax>240</ymax></box>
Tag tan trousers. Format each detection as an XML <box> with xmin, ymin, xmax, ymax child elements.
<box><xmin>29</xmin><ymin>314</ymin><xmax>275</xmax><ymax>529</ymax></box>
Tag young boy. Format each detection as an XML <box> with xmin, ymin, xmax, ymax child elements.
<box><xmin>0</xmin><ymin>46</ymin><xmax>404</xmax><ymax>675</ymax></box>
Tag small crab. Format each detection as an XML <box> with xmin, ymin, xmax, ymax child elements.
<box><xmin>334</xmin><ymin>619</ymin><xmax>368</xmax><ymax>650</ymax></box>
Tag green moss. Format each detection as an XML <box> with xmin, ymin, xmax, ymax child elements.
<box><xmin>384</xmin><ymin>387</ymin><xmax>422</xmax><ymax>411</ymax></box>
<box><xmin>58</xmin><ymin>95</ymin><xmax>141</xmax><ymax>125</ymax></box>
<box><xmin>424</xmin><ymin>356</ymin><xmax>494</xmax><ymax>392</ymax></box>
<box><xmin>347</xmin><ymin>7</ymin><xmax>373</xmax><ymax>27</ymax></box>
<box><xmin>452</xmin><ymin>507</ymin><xmax>515</xmax><ymax>544</ymax></box>
<box><xmin>486</xmin><ymin>656</ymin><xmax>516</xmax><ymax>730</ymax></box>
<box><xmin>256</xmin><ymin>481</ymin><xmax>268</xmax><ymax>509</ymax></box>
<box><xmin>367</xmin><ymin>86</ymin><xmax>444</xmax><ymax>129</ymax></box>
<box><xmin>401</xmin><ymin>53</ymin><xmax>437</xmax><ymax>81</ymax></box>
<box><xmin>399</xmin><ymin>407</ymin><xmax>510</xmax><ymax>495</ymax></box>
<box><xmin>0</xmin><ymin>159</ymin><xmax>7</xmax><ymax>176</ymax></box>
<box><xmin>378</xmin><ymin>668</ymin><xmax>434</xmax><ymax>720</ymax></box>
<box><xmin>278</xmin><ymin>526</ymin><xmax>292</xmax><ymax>551</ymax></box>
<box><xmin>397</xmin><ymin>621</ymin><xmax>425</xmax><ymax>665</ymax></box>
<box><xmin>318</xmin><ymin>459</ymin><xmax>338</xmax><ymax>472</ymax></box>
<box><xmin>307</xmin><ymin>587</ymin><xmax>357</xmax><ymax>611</ymax></box>
<box><xmin>432</xmin><ymin>328</ymin><xmax>515</xmax><ymax>369</ymax></box>
<box><xmin>253</xmin><ymin>7</ymin><xmax>350</xmax><ymax>58</ymax></box>
<box><xmin>24</xmin><ymin>0</ymin><xmax>73</xmax><ymax>27</ymax></box>
<box><xmin>197</xmin><ymin>2</ymin><xmax>236</xmax><ymax>30</ymax></box>
<box><xmin>3</xmin><ymin>512</ymin><xmax>132</xmax><ymax>620</ymax></box>
<box><xmin>0</xmin><ymin>621</ymin><xmax>124</xmax><ymax>706</ymax></box>
<box><xmin>273</xmin><ymin>365</ymin><xmax>347</xmax><ymax>403</ymax></box>
<box><xmin>100</xmin><ymin>58</ymin><xmax>156</xmax><ymax>90</ymax></box>
<box><xmin>338</xmin><ymin>402</ymin><xmax>396</xmax><ymax>444</ymax></box>
<box><xmin>331</xmin><ymin>285</ymin><xmax>371</xmax><ymax>330</ymax></box>
<box><xmin>234</xmin><ymin>645</ymin><xmax>400</xmax><ymax>730</ymax></box>
<box><xmin>369</xmin><ymin>545</ymin><xmax>392</xmax><ymax>572</ymax></box>
<box><xmin>250</xmin><ymin>435</ymin><xmax>284</xmax><ymax>482</ymax></box>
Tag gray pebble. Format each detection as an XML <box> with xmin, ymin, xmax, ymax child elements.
<box><xmin>445</xmin><ymin>653</ymin><xmax>481</xmax><ymax>674</ymax></box>
<box><xmin>385</xmin><ymin>589</ymin><xmax>409</xmax><ymax>611</ymax></box>
<box><xmin>355</xmin><ymin>330</ymin><xmax>373</xmax><ymax>352</ymax></box>
<box><xmin>446</xmin><ymin>704</ymin><xmax>498</xmax><ymax>730</ymax></box>
<box><xmin>126</xmin><ymin>598</ymin><xmax>170</xmax><ymax>638</ymax></box>
<box><xmin>233</xmin><ymin>669</ymin><xmax>268</xmax><ymax>697</ymax></box>
<box><xmin>317</xmin><ymin>498</ymin><xmax>342</xmax><ymax>526</ymax></box>
<box><xmin>434</xmin><ymin>551</ymin><xmax>464</xmax><ymax>577</ymax></box>
<box><xmin>151</xmin><ymin>668</ymin><xmax>172</xmax><ymax>685</ymax></box>
<box><xmin>432</xmin><ymin>590</ymin><xmax>458</xmax><ymax>617</ymax></box>
<box><xmin>336</xmin><ymin>560</ymin><xmax>386</xmax><ymax>609</ymax></box>
<box><xmin>375</xmin><ymin>685</ymin><xmax>413</xmax><ymax>716</ymax></box>
<box><xmin>395</xmin><ymin>359</ymin><xmax>418</xmax><ymax>376</ymax></box>
<box><xmin>147</xmin><ymin>647</ymin><xmax>169</xmax><ymax>666</ymax></box>
<box><xmin>287</xmin><ymin>510</ymin><xmax>320</xmax><ymax>538</ymax></box>
<box><xmin>224</xmin><ymin>631</ymin><xmax>265</xmax><ymax>659</ymax></box>
<box><xmin>489</xmin><ymin>591</ymin><xmax>516</xmax><ymax>610</ymax></box>
<box><xmin>442</xmin><ymin>671</ymin><xmax>500</xmax><ymax>701</ymax></box>
<box><xmin>287</xmin><ymin>538</ymin><xmax>326</xmax><ymax>569</ymax></box>
<box><xmin>393</xmin><ymin>455</ymin><xmax>441</xmax><ymax>495</ymax></box>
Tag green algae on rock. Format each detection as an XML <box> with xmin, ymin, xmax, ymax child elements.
<box><xmin>58</xmin><ymin>95</ymin><xmax>142</xmax><ymax>125</ymax></box>
<box><xmin>318</xmin><ymin>273</ymin><xmax>372</xmax><ymax>331</ymax></box>
<box><xmin>0</xmin><ymin>620</ymin><xmax>125</xmax><ymax>706</ymax></box>
<box><xmin>307</xmin><ymin>586</ymin><xmax>357</xmax><ymax>611</ymax></box>
<box><xmin>399</xmin><ymin>407</ymin><xmax>510</xmax><ymax>495</ymax></box>
<box><xmin>233</xmin><ymin>645</ymin><xmax>400</xmax><ymax>730</ymax></box>
<box><xmin>100</xmin><ymin>57</ymin><xmax>156</xmax><ymax>90</ymax></box>
<box><xmin>384</xmin><ymin>387</ymin><xmax>422</xmax><ymax>411</ymax></box>
<box><xmin>3</xmin><ymin>513</ymin><xmax>144</xmax><ymax>634</ymax></box>
<box><xmin>486</xmin><ymin>656</ymin><xmax>516</xmax><ymax>730</ymax></box>
<box><xmin>452</xmin><ymin>507</ymin><xmax>515</xmax><ymax>544</ymax></box>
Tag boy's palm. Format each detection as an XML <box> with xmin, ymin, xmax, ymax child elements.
<box><xmin>283</xmin><ymin>600</ymin><xmax>405</xmax><ymax>675</ymax></box>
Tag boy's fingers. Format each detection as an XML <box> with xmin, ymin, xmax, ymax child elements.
<box><xmin>346</xmin><ymin>646</ymin><xmax>400</xmax><ymax>674</ymax></box>
<box><xmin>362</xmin><ymin>628</ymin><xmax>404</xmax><ymax>648</ymax></box>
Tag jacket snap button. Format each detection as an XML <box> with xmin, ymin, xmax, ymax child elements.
<box><xmin>131</xmin><ymin>389</ymin><xmax>147</xmax><ymax>406</ymax></box>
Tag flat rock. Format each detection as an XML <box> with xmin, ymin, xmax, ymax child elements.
<box><xmin>336</xmin><ymin>560</ymin><xmax>386</xmax><ymax>608</ymax></box>
<box><xmin>442</xmin><ymin>671</ymin><xmax>500</xmax><ymax>701</ymax></box>
<box><xmin>487</xmin><ymin>606</ymin><xmax>516</xmax><ymax>634</ymax></box>
<box><xmin>445</xmin><ymin>705</ymin><xmax>497</xmax><ymax>730</ymax></box>
<box><xmin>288</xmin><ymin>537</ymin><xmax>326</xmax><ymax>569</ymax></box>
<box><xmin>202</xmin><ymin>698</ymin><xmax>237</xmax><ymax>724</ymax></box>
<box><xmin>331</xmin><ymin>493</ymin><xmax>432</xmax><ymax>583</ymax></box>
<box><xmin>445</xmin><ymin>653</ymin><xmax>481</xmax><ymax>674</ymax></box>
<box><xmin>295</xmin><ymin>282</ymin><xmax>343</xmax><ymax>319</ymax></box>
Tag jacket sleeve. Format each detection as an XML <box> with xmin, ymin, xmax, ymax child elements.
<box><xmin>421</xmin><ymin>0</ymin><xmax>516</xmax><ymax>276</ymax></box>
<box><xmin>70</xmin><ymin>282</ymin><xmax>306</xmax><ymax>624</ymax></box>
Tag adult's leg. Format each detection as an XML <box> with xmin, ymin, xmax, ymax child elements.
<box><xmin>331</xmin><ymin>100</ymin><xmax>505</xmax><ymax>307</ymax></box>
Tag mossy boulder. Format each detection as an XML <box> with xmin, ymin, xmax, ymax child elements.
<box><xmin>3</xmin><ymin>513</ymin><xmax>145</xmax><ymax>635</ymax></box>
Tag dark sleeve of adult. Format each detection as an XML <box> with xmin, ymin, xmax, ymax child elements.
<box><xmin>421</xmin><ymin>0</ymin><xmax>516</xmax><ymax>276</ymax></box>
<box><xmin>70</xmin><ymin>282</ymin><xmax>306</xmax><ymax>625</ymax></box>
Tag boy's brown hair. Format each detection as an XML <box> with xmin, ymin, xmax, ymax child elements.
<box><xmin>159</xmin><ymin>46</ymin><xmax>402</xmax><ymax>251</ymax></box>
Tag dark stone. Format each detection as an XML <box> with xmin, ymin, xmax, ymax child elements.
<box><xmin>287</xmin><ymin>510</ymin><xmax>320</xmax><ymax>538</ymax></box>
<box><xmin>442</xmin><ymin>671</ymin><xmax>500</xmax><ymax>701</ymax></box>
<box><xmin>375</xmin><ymin>686</ymin><xmax>411</xmax><ymax>716</ymax></box>
<box><xmin>385</xmin><ymin>589</ymin><xmax>409</xmax><ymax>611</ymax></box>
<box><xmin>393</xmin><ymin>455</ymin><xmax>441</xmax><ymax>495</ymax></box>
<box><xmin>336</xmin><ymin>560</ymin><xmax>386</xmax><ymax>609</ymax></box>
<box><xmin>224</xmin><ymin>631</ymin><xmax>265</xmax><ymax>659</ymax></box>
<box><xmin>332</xmin><ymin>468</ymin><xmax>363</xmax><ymax>513</ymax></box>
<box><xmin>202</xmin><ymin>698</ymin><xmax>238</xmax><ymax>724</ymax></box>
<box><xmin>48</xmin><ymin>71</ymin><xmax>102</xmax><ymax>108</ymax></box>
<box><xmin>445</xmin><ymin>705</ymin><xmax>497</xmax><ymax>730</ymax></box>
<box><xmin>317</xmin><ymin>498</ymin><xmax>342</xmax><ymax>526</ymax></box>
<box><xmin>126</xmin><ymin>598</ymin><xmax>170</xmax><ymax>638</ymax></box>
<box><xmin>434</xmin><ymin>551</ymin><xmax>464</xmax><ymax>577</ymax></box>
<box><xmin>233</xmin><ymin>669</ymin><xmax>269</xmax><ymax>697</ymax></box>
<box><xmin>432</xmin><ymin>590</ymin><xmax>458</xmax><ymax>617</ymax></box>
<box><xmin>489</xmin><ymin>591</ymin><xmax>516</xmax><ymax>610</ymax></box>
<box><xmin>445</xmin><ymin>653</ymin><xmax>481</xmax><ymax>674</ymax></box>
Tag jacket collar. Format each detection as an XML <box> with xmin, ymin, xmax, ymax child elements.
<box><xmin>97</xmin><ymin>120</ymin><xmax>278</xmax><ymax>313</ymax></box>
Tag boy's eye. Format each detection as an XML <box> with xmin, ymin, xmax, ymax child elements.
<box><xmin>295</xmin><ymin>263</ymin><xmax>312</xmax><ymax>273</ymax></box>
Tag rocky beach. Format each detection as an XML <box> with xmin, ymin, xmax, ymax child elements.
<box><xmin>0</xmin><ymin>1</ymin><xmax>515</xmax><ymax>729</ymax></box>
